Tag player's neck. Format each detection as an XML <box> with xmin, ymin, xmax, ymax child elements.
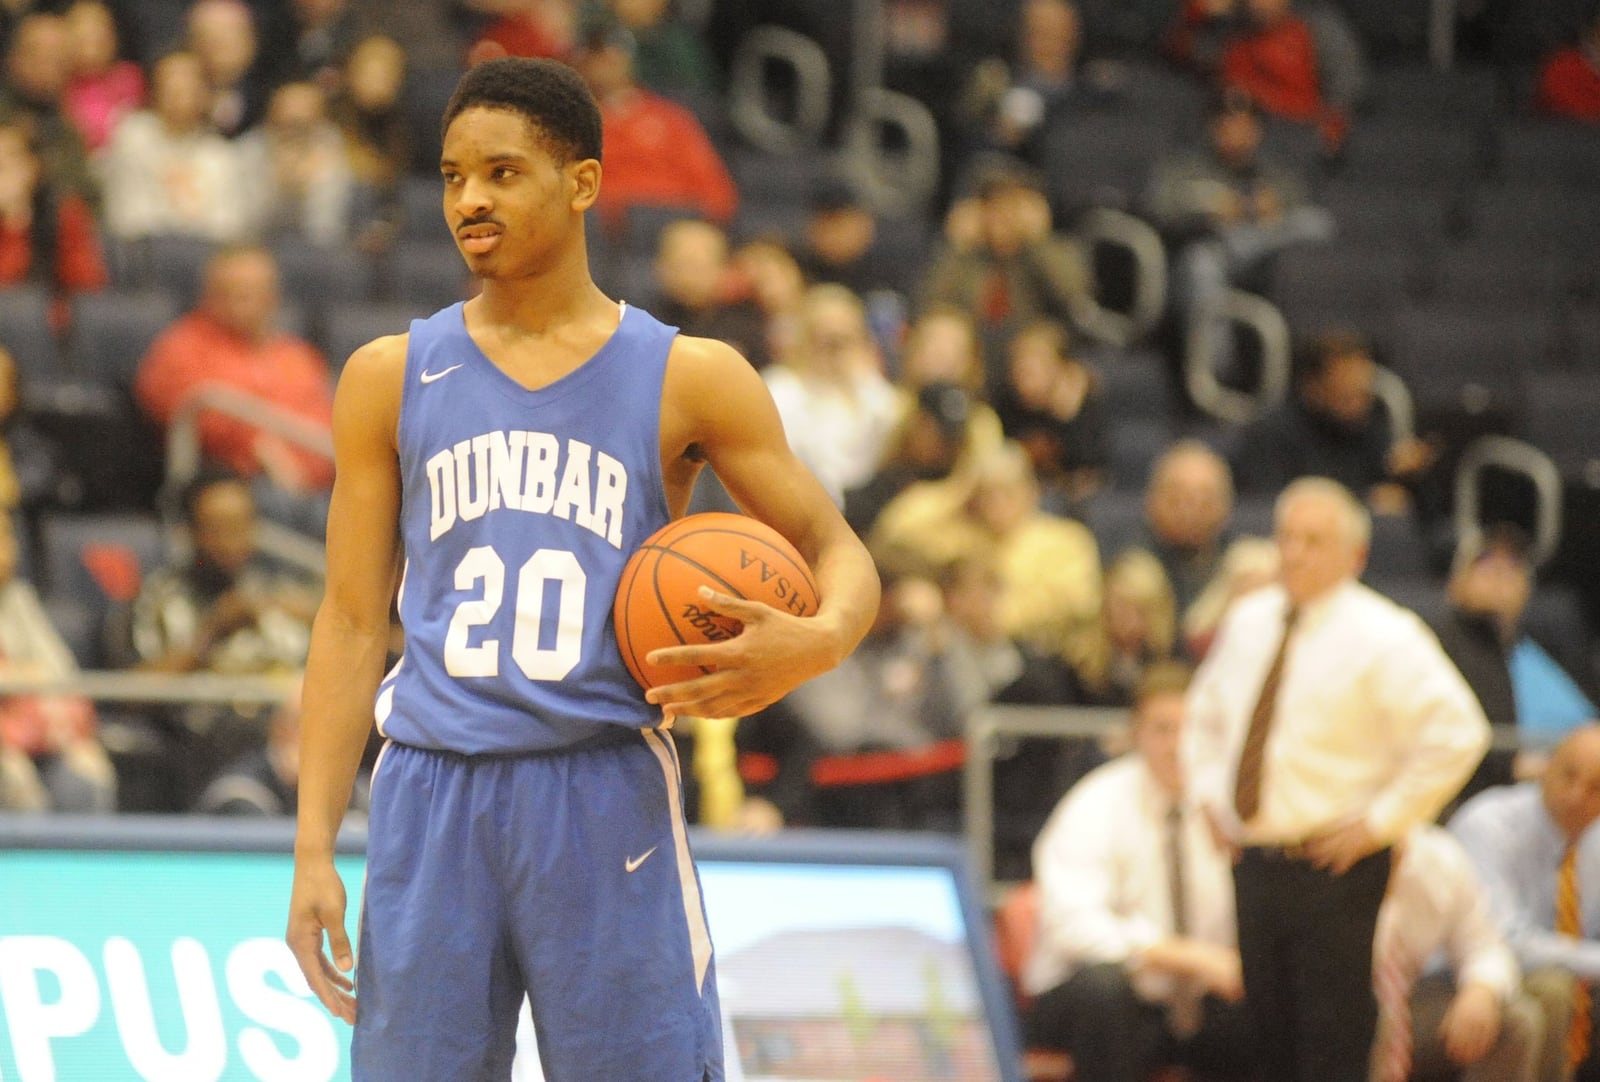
<box><xmin>476</xmin><ymin>264</ymin><xmax>614</xmax><ymax>333</ymax></box>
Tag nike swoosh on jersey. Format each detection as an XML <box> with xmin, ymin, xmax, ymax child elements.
<box><xmin>420</xmin><ymin>363</ymin><xmax>464</xmax><ymax>384</ymax></box>
<box><xmin>624</xmin><ymin>846</ymin><xmax>658</xmax><ymax>873</ymax></box>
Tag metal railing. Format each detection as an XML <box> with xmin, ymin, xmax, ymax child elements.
<box><xmin>164</xmin><ymin>384</ymin><xmax>332</xmax><ymax>576</ymax></box>
<box><xmin>1454</xmin><ymin>435</ymin><xmax>1564</xmax><ymax>567</ymax></box>
<box><xmin>1184</xmin><ymin>290</ymin><xmax>1292</xmax><ymax>425</ymax></box>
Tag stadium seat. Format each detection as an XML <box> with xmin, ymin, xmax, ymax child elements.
<box><xmin>1270</xmin><ymin>242</ymin><xmax>1417</xmax><ymax>342</ymax></box>
<box><xmin>1093</xmin><ymin>348</ymin><xmax>1174</xmax><ymax>423</ymax></box>
<box><xmin>1522</xmin><ymin>371</ymin><xmax>1600</xmax><ymax>475</ymax></box>
<box><xmin>1468</xmin><ymin>183</ymin><xmax>1600</xmax><ymax>254</ymax></box>
<box><xmin>1389</xmin><ymin>306</ymin><xmax>1560</xmax><ymax>387</ymax></box>
<box><xmin>1108</xmin><ymin>416</ymin><xmax>1175</xmax><ymax>492</ymax></box>
<box><xmin>66</xmin><ymin>289</ymin><xmax>181</xmax><ymax>389</ymax></box>
<box><xmin>270</xmin><ymin>242</ymin><xmax>377</xmax><ymax>313</ymax></box>
<box><xmin>1368</xmin><ymin>64</ymin><xmax>1503</xmax><ymax>120</ymax></box>
<box><xmin>0</xmin><ymin>285</ymin><xmax>60</xmax><ymax>380</ymax></box>
<box><xmin>1081</xmin><ymin>488</ymin><xmax>1147</xmax><ymax>556</ymax></box>
<box><xmin>37</xmin><ymin>511</ymin><xmax>165</xmax><ymax>667</ymax></box>
<box><xmin>319</xmin><ymin>300</ymin><xmax>436</xmax><ymax>375</ymax></box>
<box><xmin>1492</xmin><ymin>118</ymin><xmax>1600</xmax><ymax>188</ymax></box>
<box><xmin>1365</xmin><ymin>511</ymin><xmax>1432</xmax><ymax>580</ymax></box>
<box><xmin>21</xmin><ymin>376</ymin><xmax>166</xmax><ymax>513</ymax></box>
<box><xmin>1319</xmin><ymin>180</ymin><xmax>1459</xmax><ymax>249</ymax></box>
<box><xmin>1334</xmin><ymin>120</ymin><xmax>1483</xmax><ymax>186</ymax></box>
<box><xmin>1425</xmin><ymin>243</ymin><xmax>1574</xmax><ymax>316</ymax></box>
<box><xmin>1040</xmin><ymin>111</ymin><xmax>1175</xmax><ymax>218</ymax></box>
<box><xmin>390</xmin><ymin>239</ymin><xmax>476</xmax><ymax>309</ymax></box>
<box><xmin>140</xmin><ymin>234</ymin><xmax>217</xmax><ymax>308</ymax></box>
<box><xmin>398</xmin><ymin>173</ymin><xmax>450</xmax><ymax>242</ymax></box>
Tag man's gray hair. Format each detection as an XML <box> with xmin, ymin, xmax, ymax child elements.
<box><xmin>1274</xmin><ymin>476</ymin><xmax>1371</xmax><ymax>548</ymax></box>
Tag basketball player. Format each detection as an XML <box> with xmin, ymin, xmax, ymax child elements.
<box><xmin>285</xmin><ymin>58</ymin><xmax>881</xmax><ymax>1080</ymax></box>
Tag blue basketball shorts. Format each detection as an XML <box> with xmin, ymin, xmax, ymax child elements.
<box><xmin>351</xmin><ymin>730</ymin><xmax>724</xmax><ymax>1081</ymax></box>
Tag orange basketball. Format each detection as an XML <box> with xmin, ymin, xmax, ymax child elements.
<box><xmin>614</xmin><ymin>512</ymin><xmax>821</xmax><ymax>693</ymax></box>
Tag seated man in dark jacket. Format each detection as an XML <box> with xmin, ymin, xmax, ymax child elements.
<box><xmin>1433</xmin><ymin>525</ymin><xmax>1598</xmax><ymax>800</ymax></box>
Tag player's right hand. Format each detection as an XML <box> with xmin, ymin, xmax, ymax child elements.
<box><xmin>287</xmin><ymin>858</ymin><xmax>357</xmax><ymax>1024</ymax></box>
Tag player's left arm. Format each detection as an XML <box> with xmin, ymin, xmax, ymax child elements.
<box><xmin>646</xmin><ymin>335</ymin><xmax>880</xmax><ymax>721</ymax></box>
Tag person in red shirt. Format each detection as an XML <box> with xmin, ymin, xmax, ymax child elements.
<box><xmin>1538</xmin><ymin>13</ymin><xmax>1600</xmax><ymax>122</ymax></box>
<box><xmin>572</xmin><ymin>17</ymin><xmax>737</xmax><ymax>234</ymax></box>
<box><xmin>0</xmin><ymin>119</ymin><xmax>106</xmax><ymax>309</ymax></box>
<box><xmin>1169</xmin><ymin>0</ymin><xmax>1358</xmax><ymax>150</ymax></box>
<box><xmin>136</xmin><ymin>245</ymin><xmax>334</xmax><ymax>529</ymax></box>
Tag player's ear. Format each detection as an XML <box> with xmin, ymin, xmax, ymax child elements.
<box><xmin>569</xmin><ymin>158</ymin><xmax>601</xmax><ymax>213</ymax></box>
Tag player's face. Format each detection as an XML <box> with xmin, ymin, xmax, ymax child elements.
<box><xmin>440</xmin><ymin>106</ymin><xmax>598</xmax><ymax>279</ymax></box>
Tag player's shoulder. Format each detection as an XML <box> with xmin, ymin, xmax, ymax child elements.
<box><xmin>665</xmin><ymin>331</ymin><xmax>755</xmax><ymax>373</ymax></box>
<box><xmin>338</xmin><ymin>331</ymin><xmax>409</xmax><ymax>383</ymax></box>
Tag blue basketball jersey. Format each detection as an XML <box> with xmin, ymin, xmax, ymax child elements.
<box><xmin>376</xmin><ymin>301</ymin><xmax>676</xmax><ymax>755</ymax></box>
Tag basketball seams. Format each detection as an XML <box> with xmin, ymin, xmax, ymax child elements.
<box><xmin>641</xmin><ymin>529</ymin><xmax>819</xmax><ymax>600</ymax></box>
<box><xmin>615</xmin><ymin>513</ymin><xmax>822</xmax><ymax>693</ymax></box>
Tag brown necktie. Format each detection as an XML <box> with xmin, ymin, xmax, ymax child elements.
<box><xmin>1233</xmin><ymin>605</ymin><xmax>1298</xmax><ymax>822</ymax></box>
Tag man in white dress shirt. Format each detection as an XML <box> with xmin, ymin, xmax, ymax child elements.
<box><xmin>1026</xmin><ymin>662</ymin><xmax>1255</xmax><ymax>1082</ymax></box>
<box><xmin>1186</xmin><ymin>477</ymin><xmax>1490</xmax><ymax>1082</ymax></box>
<box><xmin>1374</xmin><ymin>823</ymin><xmax>1543</xmax><ymax>1082</ymax></box>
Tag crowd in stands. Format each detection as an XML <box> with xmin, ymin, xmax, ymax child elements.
<box><xmin>0</xmin><ymin>0</ymin><xmax>1596</xmax><ymax>941</ymax></box>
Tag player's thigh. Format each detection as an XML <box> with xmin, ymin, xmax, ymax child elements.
<box><xmin>504</xmin><ymin>732</ymin><xmax>720</xmax><ymax>1080</ymax></box>
<box><xmin>352</xmin><ymin>744</ymin><xmax>525</xmax><ymax>1080</ymax></box>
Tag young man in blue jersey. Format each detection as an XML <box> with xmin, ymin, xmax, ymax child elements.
<box><xmin>285</xmin><ymin>57</ymin><xmax>881</xmax><ymax>1080</ymax></box>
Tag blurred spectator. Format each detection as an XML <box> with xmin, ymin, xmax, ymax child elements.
<box><xmin>923</xmin><ymin>158</ymin><xmax>1096</xmax><ymax>337</ymax></box>
<box><xmin>871</xmin><ymin>441</ymin><xmax>1103</xmax><ymax>666</ymax></box>
<box><xmin>284</xmin><ymin>0</ymin><xmax>361</xmax><ymax>91</ymax></box>
<box><xmin>1181</xmin><ymin>534</ymin><xmax>1277</xmax><ymax>659</ymax></box>
<box><xmin>468</xmin><ymin>0</ymin><xmax>578</xmax><ymax>63</ymax></box>
<box><xmin>1134</xmin><ymin>440</ymin><xmax>1237</xmax><ymax>618</ymax></box>
<box><xmin>187</xmin><ymin>0</ymin><xmax>269</xmax><ymax>138</ymax></box>
<box><xmin>1167</xmin><ymin>0</ymin><xmax>1365</xmax><ymax>149</ymax></box>
<box><xmin>756</xmin><ymin>568</ymin><xmax>969</xmax><ymax>831</ymax></box>
<box><xmin>331</xmin><ymin>34</ymin><xmax>409</xmax><ymax>246</ymax></box>
<box><xmin>115</xmin><ymin>470</ymin><xmax>319</xmax><ymax>790</ymax></box>
<box><xmin>1145</xmin><ymin>87</ymin><xmax>1332</xmax><ymax>353</ymax></box>
<box><xmin>1025</xmin><ymin>661</ymin><xmax>1254</xmax><ymax>1082</ymax></box>
<box><xmin>652</xmin><ymin>218</ymin><xmax>768</xmax><ymax>366</ymax></box>
<box><xmin>195</xmin><ymin>680</ymin><xmax>301</xmax><ymax>815</ymax></box>
<box><xmin>1448</xmin><ymin>724</ymin><xmax>1600</xmax><ymax>1082</ymax></box>
<box><xmin>574</xmin><ymin>15</ymin><xmax>736</xmax><ymax>231</ymax></box>
<box><xmin>958</xmin><ymin>0</ymin><xmax>1124</xmax><ymax>164</ymax></box>
<box><xmin>731</xmin><ymin>233</ymin><xmax>806</xmax><ymax>366</ymax></box>
<box><xmin>0</xmin><ymin>117</ymin><xmax>107</xmax><ymax>299</ymax></box>
<box><xmin>763</xmin><ymin>283</ymin><xmax>899</xmax><ymax>507</ymax></box>
<box><xmin>61</xmin><ymin>0</ymin><xmax>143</xmax><ymax>154</ymax></box>
<box><xmin>996</xmin><ymin>318</ymin><xmax>1109</xmax><ymax>509</ymax></box>
<box><xmin>893</xmin><ymin>304</ymin><xmax>1004</xmax><ymax>456</ymax></box>
<box><xmin>102</xmin><ymin>51</ymin><xmax>254</xmax><ymax>244</ymax></box>
<box><xmin>1232</xmin><ymin>330</ymin><xmax>1436</xmax><ymax>516</ymax></box>
<box><xmin>0</xmin><ymin>513</ymin><xmax>116</xmax><ymax>812</ymax></box>
<box><xmin>122</xmin><ymin>471</ymin><xmax>318</xmax><ymax>678</ymax></box>
<box><xmin>1436</xmin><ymin>527</ymin><xmax>1598</xmax><ymax>757</ymax></box>
<box><xmin>239</xmin><ymin>79</ymin><xmax>353</xmax><ymax>247</ymax></box>
<box><xmin>135</xmin><ymin>246</ymin><xmax>335</xmax><ymax>529</ymax></box>
<box><xmin>1077</xmin><ymin>548</ymin><xmax>1178</xmax><ymax>706</ymax></box>
<box><xmin>0</xmin><ymin>346</ymin><xmax>60</xmax><ymax>511</ymax></box>
<box><xmin>611</xmin><ymin>0</ymin><xmax>718</xmax><ymax>97</ymax></box>
<box><xmin>0</xmin><ymin>13</ymin><xmax>98</xmax><ymax>207</ymax></box>
<box><xmin>795</xmin><ymin>176</ymin><xmax>913</xmax><ymax>300</ymax></box>
<box><xmin>1537</xmin><ymin>12</ymin><xmax>1600</xmax><ymax>122</ymax></box>
<box><xmin>844</xmin><ymin>379</ymin><xmax>974</xmax><ymax>536</ymax></box>
<box><xmin>1374</xmin><ymin>824</ymin><xmax>1543</xmax><ymax>1082</ymax></box>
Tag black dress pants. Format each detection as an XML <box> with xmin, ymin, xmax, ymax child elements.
<box><xmin>1233</xmin><ymin>845</ymin><xmax>1392</xmax><ymax>1082</ymax></box>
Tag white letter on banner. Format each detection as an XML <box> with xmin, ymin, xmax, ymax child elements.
<box><xmin>0</xmin><ymin>936</ymin><xmax>101</xmax><ymax>1081</ymax></box>
<box><xmin>104</xmin><ymin>938</ymin><xmax>225</xmax><ymax>1081</ymax></box>
<box><xmin>227</xmin><ymin>939</ymin><xmax>339</xmax><ymax>1082</ymax></box>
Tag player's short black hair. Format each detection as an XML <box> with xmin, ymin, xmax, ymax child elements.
<box><xmin>442</xmin><ymin>57</ymin><xmax>602</xmax><ymax>163</ymax></box>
